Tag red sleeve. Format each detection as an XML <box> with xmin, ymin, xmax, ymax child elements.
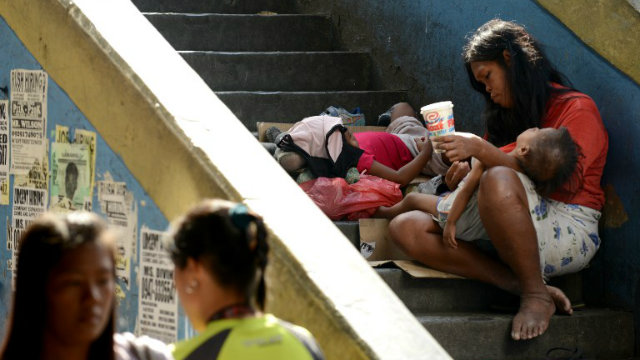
<box><xmin>499</xmin><ymin>142</ymin><xmax>516</xmax><ymax>154</ymax></box>
<box><xmin>357</xmin><ymin>152</ymin><xmax>374</xmax><ymax>172</ymax></box>
<box><xmin>543</xmin><ymin>94</ymin><xmax>608</xmax><ymax>208</ymax></box>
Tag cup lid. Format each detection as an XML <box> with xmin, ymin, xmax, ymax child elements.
<box><xmin>420</xmin><ymin>101</ymin><xmax>454</xmax><ymax>112</ymax></box>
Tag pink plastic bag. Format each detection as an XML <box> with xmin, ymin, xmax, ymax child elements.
<box><xmin>299</xmin><ymin>174</ymin><xmax>403</xmax><ymax>220</ymax></box>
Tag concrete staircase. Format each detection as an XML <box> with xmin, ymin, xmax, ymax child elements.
<box><xmin>135</xmin><ymin>0</ymin><xmax>406</xmax><ymax>130</ymax></box>
<box><xmin>132</xmin><ymin>1</ymin><xmax>634</xmax><ymax>358</ymax></box>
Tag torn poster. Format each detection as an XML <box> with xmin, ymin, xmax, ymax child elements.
<box><xmin>50</xmin><ymin>142</ymin><xmax>91</xmax><ymax>212</ymax></box>
<box><xmin>13</xmin><ymin>151</ymin><xmax>48</xmax><ymax>191</ymax></box>
<box><xmin>74</xmin><ymin>129</ymin><xmax>97</xmax><ymax>203</ymax></box>
<box><xmin>97</xmin><ymin>180</ymin><xmax>136</xmax><ymax>289</ymax></box>
<box><xmin>0</xmin><ymin>101</ymin><xmax>9</xmax><ymax>204</ymax></box>
<box><xmin>10</xmin><ymin>69</ymin><xmax>47</xmax><ymax>175</ymax></box>
<box><xmin>55</xmin><ymin>124</ymin><xmax>70</xmax><ymax>143</ymax></box>
<box><xmin>9</xmin><ymin>186</ymin><xmax>47</xmax><ymax>287</ymax></box>
<box><xmin>137</xmin><ymin>227</ymin><xmax>178</xmax><ymax>344</ymax></box>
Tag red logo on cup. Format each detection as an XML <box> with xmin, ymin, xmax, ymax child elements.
<box><xmin>426</xmin><ymin>112</ymin><xmax>439</xmax><ymax>123</ymax></box>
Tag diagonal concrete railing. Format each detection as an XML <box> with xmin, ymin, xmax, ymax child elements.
<box><xmin>0</xmin><ymin>0</ymin><xmax>451</xmax><ymax>358</ymax></box>
<box><xmin>536</xmin><ymin>0</ymin><xmax>640</xmax><ymax>84</ymax></box>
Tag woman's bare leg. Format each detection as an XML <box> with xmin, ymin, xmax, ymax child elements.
<box><xmin>478</xmin><ymin>167</ymin><xmax>564</xmax><ymax>340</ymax></box>
<box><xmin>389</xmin><ymin>173</ymin><xmax>571</xmax><ymax>340</ymax></box>
<box><xmin>389</xmin><ymin>211</ymin><xmax>521</xmax><ymax>293</ymax></box>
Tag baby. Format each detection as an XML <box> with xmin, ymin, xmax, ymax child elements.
<box><xmin>376</xmin><ymin>126</ymin><xmax>579</xmax><ymax>248</ymax></box>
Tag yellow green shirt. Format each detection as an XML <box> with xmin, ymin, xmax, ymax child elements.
<box><xmin>171</xmin><ymin>314</ymin><xmax>323</xmax><ymax>360</ymax></box>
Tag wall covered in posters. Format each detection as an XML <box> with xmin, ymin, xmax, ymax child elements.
<box><xmin>0</xmin><ymin>16</ymin><xmax>187</xmax><ymax>341</ymax></box>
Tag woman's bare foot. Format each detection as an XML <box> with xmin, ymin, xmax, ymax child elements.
<box><xmin>511</xmin><ymin>292</ymin><xmax>556</xmax><ymax>340</ymax></box>
<box><xmin>546</xmin><ymin>285</ymin><xmax>573</xmax><ymax>315</ymax></box>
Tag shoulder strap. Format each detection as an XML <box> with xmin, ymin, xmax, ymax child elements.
<box><xmin>277</xmin><ymin>134</ymin><xmax>339</xmax><ymax>178</ymax></box>
<box><xmin>325</xmin><ymin>125</ymin><xmax>364</xmax><ymax>177</ymax></box>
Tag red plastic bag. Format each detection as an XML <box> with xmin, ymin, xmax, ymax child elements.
<box><xmin>299</xmin><ymin>174</ymin><xmax>403</xmax><ymax>220</ymax></box>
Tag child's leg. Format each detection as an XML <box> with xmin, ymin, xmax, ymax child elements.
<box><xmin>375</xmin><ymin>192</ymin><xmax>438</xmax><ymax>219</ymax></box>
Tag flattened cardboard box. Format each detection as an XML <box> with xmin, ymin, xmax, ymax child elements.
<box><xmin>359</xmin><ymin>218</ymin><xmax>462</xmax><ymax>279</ymax></box>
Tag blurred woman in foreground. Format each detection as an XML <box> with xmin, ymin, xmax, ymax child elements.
<box><xmin>166</xmin><ymin>199</ymin><xmax>324</xmax><ymax>360</ymax></box>
<box><xmin>0</xmin><ymin>212</ymin><xmax>172</xmax><ymax>360</ymax></box>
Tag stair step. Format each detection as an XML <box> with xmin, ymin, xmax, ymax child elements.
<box><xmin>376</xmin><ymin>267</ymin><xmax>518</xmax><ymax>313</ymax></box>
<box><xmin>133</xmin><ymin>0</ymin><xmax>295</xmax><ymax>14</ymax></box>
<box><xmin>377</xmin><ymin>267</ymin><xmax>585</xmax><ymax>313</ymax></box>
<box><xmin>419</xmin><ymin>309</ymin><xmax>634</xmax><ymax>360</ymax></box>
<box><xmin>181</xmin><ymin>51</ymin><xmax>371</xmax><ymax>91</ymax></box>
<box><xmin>215</xmin><ymin>90</ymin><xmax>407</xmax><ymax>131</ymax></box>
<box><xmin>145</xmin><ymin>14</ymin><xmax>334</xmax><ymax>51</ymax></box>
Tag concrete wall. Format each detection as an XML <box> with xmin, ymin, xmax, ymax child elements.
<box><xmin>295</xmin><ymin>0</ymin><xmax>640</xmax><ymax>342</ymax></box>
<box><xmin>0</xmin><ymin>16</ymin><xmax>184</xmax><ymax>339</ymax></box>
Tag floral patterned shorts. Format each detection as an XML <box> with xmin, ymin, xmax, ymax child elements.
<box><xmin>516</xmin><ymin>172</ymin><xmax>602</xmax><ymax>279</ymax></box>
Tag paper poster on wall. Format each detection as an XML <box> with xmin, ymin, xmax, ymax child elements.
<box><xmin>0</xmin><ymin>101</ymin><xmax>10</xmax><ymax>204</ymax></box>
<box><xmin>9</xmin><ymin>186</ymin><xmax>48</xmax><ymax>287</ymax></box>
<box><xmin>97</xmin><ymin>179</ymin><xmax>136</xmax><ymax>289</ymax></box>
<box><xmin>50</xmin><ymin>142</ymin><xmax>91</xmax><ymax>212</ymax></box>
<box><xmin>55</xmin><ymin>124</ymin><xmax>70</xmax><ymax>143</ymax></box>
<box><xmin>73</xmin><ymin>129</ymin><xmax>96</xmax><ymax>195</ymax></box>
<box><xmin>10</xmin><ymin>69</ymin><xmax>48</xmax><ymax>175</ymax></box>
<box><xmin>136</xmin><ymin>227</ymin><xmax>178</xmax><ymax>344</ymax></box>
<box><xmin>14</xmin><ymin>152</ymin><xmax>48</xmax><ymax>191</ymax></box>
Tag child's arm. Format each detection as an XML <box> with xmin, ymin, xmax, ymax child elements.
<box><xmin>442</xmin><ymin>159</ymin><xmax>484</xmax><ymax>249</ymax></box>
<box><xmin>375</xmin><ymin>192</ymin><xmax>438</xmax><ymax>219</ymax></box>
<box><xmin>368</xmin><ymin>137</ymin><xmax>432</xmax><ymax>186</ymax></box>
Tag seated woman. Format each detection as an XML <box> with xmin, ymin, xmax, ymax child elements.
<box><xmin>165</xmin><ymin>199</ymin><xmax>324</xmax><ymax>360</ymax></box>
<box><xmin>389</xmin><ymin>19</ymin><xmax>608</xmax><ymax>341</ymax></box>
<box><xmin>0</xmin><ymin>212</ymin><xmax>172</xmax><ymax>360</ymax></box>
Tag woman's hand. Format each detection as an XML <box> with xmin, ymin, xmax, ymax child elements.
<box><xmin>445</xmin><ymin>161</ymin><xmax>470</xmax><ymax>190</ymax></box>
<box><xmin>433</xmin><ymin>132</ymin><xmax>482</xmax><ymax>162</ymax></box>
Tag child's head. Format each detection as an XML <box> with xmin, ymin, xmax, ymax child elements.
<box><xmin>515</xmin><ymin>127</ymin><xmax>579</xmax><ymax>196</ymax></box>
<box><xmin>2</xmin><ymin>212</ymin><xmax>116</xmax><ymax>360</ymax></box>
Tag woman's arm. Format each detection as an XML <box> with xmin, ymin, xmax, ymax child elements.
<box><xmin>434</xmin><ymin>132</ymin><xmax>519</xmax><ymax>170</ymax></box>
<box><xmin>368</xmin><ymin>137</ymin><xmax>433</xmax><ymax>186</ymax></box>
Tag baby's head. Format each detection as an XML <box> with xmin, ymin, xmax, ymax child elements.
<box><xmin>515</xmin><ymin>127</ymin><xmax>579</xmax><ymax>196</ymax></box>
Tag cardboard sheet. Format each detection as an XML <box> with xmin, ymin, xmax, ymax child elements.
<box><xmin>369</xmin><ymin>260</ymin><xmax>463</xmax><ymax>279</ymax></box>
<box><xmin>359</xmin><ymin>218</ymin><xmax>411</xmax><ymax>261</ymax></box>
<box><xmin>359</xmin><ymin>218</ymin><xmax>463</xmax><ymax>279</ymax></box>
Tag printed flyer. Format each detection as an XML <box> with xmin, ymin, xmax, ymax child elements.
<box><xmin>137</xmin><ymin>227</ymin><xmax>178</xmax><ymax>344</ymax></box>
<box><xmin>10</xmin><ymin>69</ymin><xmax>48</xmax><ymax>175</ymax></box>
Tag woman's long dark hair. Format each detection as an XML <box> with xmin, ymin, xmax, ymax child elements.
<box><xmin>463</xmin><ymin>19</ymin><xmax>572</xmax><ymax>147</ymax></box>
<box><xmin>166</xmin><ymin>199</ymin><xmax>269</xmax><ymax>311</ymax></box>
<box><xmin>0</xmin><ymin>212</ymin><xmax>116</xmax><ymax>360</ymax></box>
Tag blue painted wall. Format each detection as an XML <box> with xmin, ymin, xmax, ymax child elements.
<box><xmin>299</xmin><ymin>0</ymin><xmax>640</xmax><ymax>316</ymax></box>
<box><xmin>0</xmin><ymin>17</ymin><xmax>190</xmax><ymax>341</ymax></box>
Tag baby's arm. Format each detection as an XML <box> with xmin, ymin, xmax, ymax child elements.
<box><xmin>375</xmin><ymin>192</ymin><xmax>438</xmax><ymax>219</ymax></box>
<box><xmin>368</xmin><ymin>137</ymin><xmax>432</xmax><ymax>186</ymax></box>
<box><xmin>442</xmin><ymin>159</ymin><xmax>484</xmax><ymax>248</ymax></box>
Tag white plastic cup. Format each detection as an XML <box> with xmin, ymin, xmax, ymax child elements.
<box><xmin>420</xmin><ymin>101</ymin><xmax>455</xmax><ymax>153</ymax></box>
